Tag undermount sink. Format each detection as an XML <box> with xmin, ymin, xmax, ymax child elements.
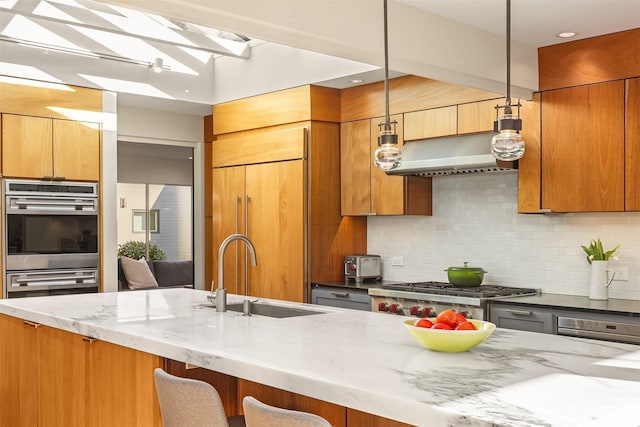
<box><xmin>225</xmin><ymin>302</ymin><xmax>325</xmax><ymax>318</ymax></box>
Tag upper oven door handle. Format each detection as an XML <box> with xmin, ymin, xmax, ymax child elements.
<box><xmin>15</xmin><ymin>274</ymin><xmax>96</xmax><ymax>284</ymax></box>
<box><xmin>7</xmin><ymin>197</ymin><xmax>98</xmax><ymax>213</ymax></box>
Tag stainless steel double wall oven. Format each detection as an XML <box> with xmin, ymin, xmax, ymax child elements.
<box><xmin>2</xmin><ymin>179</ymin><xmax>99</xmax><ymax>298</ymax></box>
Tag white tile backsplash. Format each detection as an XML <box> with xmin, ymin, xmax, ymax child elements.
<box><xmin>367</xmin><ymin>172</ymin><xmax>640</xmax><ymax>300</ymax></box>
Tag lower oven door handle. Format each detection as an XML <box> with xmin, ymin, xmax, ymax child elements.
<box><xmin>13</xmin><ymin>200</ymin><xmax>95</xmax><ymax>207</ymax></box>
<box><xmin>557</xmin><ymin>327</ymin><xmax>640</xmax><ymax>344</ymax></box>
<box><xmin>16</xmin><ymin>274</ymin><xmax>95</xmax><ymax>284</ymax></box>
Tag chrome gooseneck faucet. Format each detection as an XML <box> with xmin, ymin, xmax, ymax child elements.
<box><xmin>216</xmin><ymin>233</ymin><xmax>257</xmax><ymax>312</ymax></box>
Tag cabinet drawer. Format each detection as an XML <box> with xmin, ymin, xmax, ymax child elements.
<box><xmin>311</xmin><ymin>286</ymin><xmax>371</xmax><ymax>311</ymax></box>
<box><xmin>489</xmin><ymin>304</ymin><xmax>555</xmax><ymax>334</ymax></box>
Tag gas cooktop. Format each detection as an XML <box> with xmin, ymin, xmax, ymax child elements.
<box><xmin>380</xmin><ymin>282</ymin><xmax>538</xmax><ymax>299</ymax></box>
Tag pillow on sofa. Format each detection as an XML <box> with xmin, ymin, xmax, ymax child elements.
<box><xmin>120</xmin><ymin>256</ymin><xmax>159</xmax><ymax>290</ymax></box>
<box><xmin>152</xmin><ymin>260</ymin><xmax>193</xmax><ymax>287</ymax></box>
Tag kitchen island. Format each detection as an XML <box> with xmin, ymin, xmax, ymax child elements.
<box><xmin>1</xmin><ymin>288</ymin><xmax>639</xmax><ymax>427</ymax></box>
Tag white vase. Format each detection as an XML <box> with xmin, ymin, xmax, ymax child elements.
<box><xmin>589</xmin><ymin>260</ymin><xmax>610</xmax><ymax>300</ymax></box>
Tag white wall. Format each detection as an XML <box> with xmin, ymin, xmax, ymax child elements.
<box><xmin>368</xmin><ymin>173</ymin><xmax>640</xmax><ymax>300</ymax></box>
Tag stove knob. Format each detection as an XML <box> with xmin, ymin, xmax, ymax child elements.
<box><xmin>459</xmin><ymin>310</ymin><xmax>472</xmax><ymax>319</ymax></box>
<box><xmin>409</xmin><ymin>305</ymin><xmax>420</xmax><ymax>316</ymax></box>
<box><xmin>349</xmin><ymin>264</ymin><xmax>357</xmax><ymax>271</ymax></box>
<box><xmin>421</xmin><ymin>307</ymin><xmax>436</xmax><ymax>318</ymax></box>
<box><xmin>378</xmin><ymin>302</ymin><xmax>389</xmax><ymax>312</ymax></box>
<box><xmin>389</xmin><ymin>303</ymin><xmax>402</xmax><ymax>314</ymax></box>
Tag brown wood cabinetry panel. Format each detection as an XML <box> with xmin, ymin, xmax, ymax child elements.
<box><xmin>541</xmin><ymin>81</ymin><xmax>625</xmax><ymax>212</ymax></box>
<box><xmin>87</xmin><ymin>340</ymin><xmax>162</xmax><ymax>427</ymax></box>
<box><xmin>403</xmin><ymin>106</ymin><xmax>456</xmax><ymax>141</ymax></box>
<box><xmin>340</xmin><ymin>119</ymin><xmax>372</xmax><ymax>215</ymax></box>
<box><xmin>341</xmin><ymin>75</ymin><xmax>500</xmax><ymax>122</ymax></box>
<box><xmin>626</xmin><ymin>78</ymin><xmax>640</xmax><ymax>211</ymax></box>
<box><xmin>458</xmin><ymin>98</ymin><xmax>501</xmax><ymax>134</ymax></box>
<box><xmin>53</xmin><ymin>119</ymin><xmax>100</xmax><ymax>181</ymax></box>
<box><xmin>0</xmin><ymin>315</ymin><xmax>39</xmax><ymax>427</ymax></box>
<box><xmin>2</xmin><ymin>114</ymin><xmax>53</xmax><ymax>178</ymax></box>
<box><xmin>214</xmin><ymin>86</ymin><xmax>312</xmax><ymax>135</ymax></box>
<box><xmin>347</xmin><ymin>408</ymin><xmax>415</xmax><ymax>427</ymax></box>
<box><xmin>213</xmin><ymin>85</ymin><xmax>339</xmax><ymax>135</ymax></box>
<box><xmin>38</xmin><ymin>327</ymin><xmax>88</xmax><ymax>427</ymax></box>
<box><xmin>237</xmin><ymin>379</ymin><xmax>346</xmax><ymax>427</ymax></box>
<box><xmin>404</xmin><ymin>176</ymin><xmax>432</xmax><ymax>216</ymax></box>
<box><xmin>212</xmin><ymin>166</ymin><xmax>246</xmax><ymax>294</ymax></box>
<box><xmin>518</xmin><ymin>93</ymin><xmax>542</xmax><ymax>213</ymax></box>
<box><xmin>213</xmin><ymin>127</ymin><xmax>306</xmax><ymax>167</ymax></box>
<box><xmin>539</xmin><ymin>29</ymin><xmax>640</xmax><ymax>91</ymax></box>
<box><xmin>371</xmin><ymin>114</ymin><xmax>405</xmax><ymax>215</ymax></box>
<box><xmin>246</xmin><ymin>160</ymin><xmax>305</xmax><ymax>302</ymax></box>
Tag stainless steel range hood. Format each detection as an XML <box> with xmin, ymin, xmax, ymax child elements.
<box><xmin>385</xmin><ymin>133</ymin><xmax>518</xmax><ymax>177</ymax></box>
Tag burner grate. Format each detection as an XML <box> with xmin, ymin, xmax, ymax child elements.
<box><xmin>381</xmin><ymin>281</ymin><xmax>538</xmax><ymax>299</ymax></box>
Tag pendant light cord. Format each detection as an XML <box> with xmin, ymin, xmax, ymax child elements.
<box><xmin>383</xmin><ymin>0</ymin><xmax>391</xmax><ymax>129</ymax></box>
<box><xmin>505</xmin><ymin>0</ymin><xmax>512</xmax><ymax>109</ymax></box>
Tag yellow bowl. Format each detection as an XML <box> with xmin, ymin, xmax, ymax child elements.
<box><xmin>403</xmin><ymin>318</ymin><xmax>496</xmax><ymax>352</ymax></box>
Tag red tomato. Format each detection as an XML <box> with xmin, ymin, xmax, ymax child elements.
<box><xmin>435</xmin><ymin>309</ymin><xmax>458</xmax><ymax>328</ymax></box>
<box><xmin>454</xmin><ymin>313</ymin><xmax>467</xmax><ymax>326</ymax></box>
<box><xmin>413</xmin><ymin>318</ymin><xmax>434</xmax><ymax>328</ymax></box>
<box><xmin>431</xmin><ymin>322</ymin><xmax>453</xmax><ymax>330</ymax></box>
<box><xmin>455</xmin><ymin>321</ymin><xmax>477</xmax><ymax>331</ymax></box>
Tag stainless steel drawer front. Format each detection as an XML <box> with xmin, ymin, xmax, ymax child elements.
<box><xmin>557</xmin><ymin>316</ymin><xmax>640</xmax><ymax>344</ymax></box>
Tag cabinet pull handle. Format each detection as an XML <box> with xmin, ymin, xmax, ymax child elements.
<box><xmin>244</xmin><ymin>195</ymin><xmax>250</xmax><ymax>297</ymax></box>
<box><xmin>82</xmin><ymin>336</ymin><xmax>97</xmax><ymax>343</ymax></box>
<box><xmin>23</xmin><ymin>320</ymin><xmax>40</xmax><ymax>328</ymax></box>
<box><xmin>235</xmin><ymin>195</ymin><xmax>240</xmax><ymax>295</ymax></box>
<box><xmin>53</xmin><ymin>176</ymin><xmax>66</xmax><ymax>181</ymax></box>
<box><xmin>331</xmin><ymin>292</ymin><xmax>349</xmax><ymax>298</ymax></box>
<box><xmin>505</xmin><ymin>309</ymin><xmax>532</xmax><ymax>316</ymax></box>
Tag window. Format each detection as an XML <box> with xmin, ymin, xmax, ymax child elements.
<box><xmin>132</xmin><ymin>209</ymin><xmax>159</xmax><ymax>233</ymax></box>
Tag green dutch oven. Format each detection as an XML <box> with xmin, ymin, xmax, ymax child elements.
<box><xmin>444</xmin><ymin>262</ymin><xmax>488</xmax><ymax>287</ymax></box>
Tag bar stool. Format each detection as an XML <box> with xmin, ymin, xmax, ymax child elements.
<box><xmin>154</xmin><ymin>368</ymin><xmax>245</xmax><ymax>427</ymax></box>
<box><xmin>242</xmin><ymin>396</ymin><xmax>331</xmax><ymax>427</ymax></box>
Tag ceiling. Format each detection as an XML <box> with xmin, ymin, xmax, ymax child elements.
<box><xmin>1</xmin><ymin>0</ymin><xmax>638</xmax><ymax>116</ymax></box>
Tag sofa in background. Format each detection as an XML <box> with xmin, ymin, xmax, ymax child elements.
<box><xmin>118</xmin><ymin>258</ymin><xmax>194</xmax><ymax>291</ymax></box>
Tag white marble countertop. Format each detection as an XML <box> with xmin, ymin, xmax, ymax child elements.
<box><xmin>1</xmin><ymin>289</ymin><xmax>639</xmax><ymax>427</ymax></box>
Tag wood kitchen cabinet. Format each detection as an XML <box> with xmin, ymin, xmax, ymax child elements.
<box><xmin>626</xmin><ymin>77</ymin><xmax>640</xmax><ymax>211</ymax></box>
<box><xmin>341</xmin><ymin>114</ymin><xmax>432</xmax><ymax>216</ymax></box>
<box><xmin>540</xmin><ymin>80</ymin><xmax>625</xmax><ymax>212</ymax></box>
<box><xmin>2</xmin><ymin>114</ymin><xmax>100</xmax><ymax>181</ymax></box>
<box><xmin>0</xmin><ymin>314</ymin><xmax>162</xmax><ymax>427</ymax></box>
<box><xmin>457</xmin><ymin>98</ymin><xmax>502</xmax><ymax>134</ymax></box>
<box><xmin>403</xmin><ymin>106</ymin><xmax>456</xmax><ymax>140</ymax></box>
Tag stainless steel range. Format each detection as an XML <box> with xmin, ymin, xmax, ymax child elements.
<box><xmin>369</xmin><ymin>282</ymin><xmax>539</xmax><ymax>320</ymax></box>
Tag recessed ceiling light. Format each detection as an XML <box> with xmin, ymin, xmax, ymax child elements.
<box><xmin>556</xmin><ymin>31</ymin><xmax>578</xmax><ymax>38</ymax></box>
<box><xmin>349</xmin><ymin>79</ymin><xmax>363</xmax><ymax>84</ymax></box>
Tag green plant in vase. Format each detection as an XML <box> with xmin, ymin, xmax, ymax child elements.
<box><xmin>581</xmin><ymin>238</ymin><xmax>620</xmax><ymax>264</ymax></box>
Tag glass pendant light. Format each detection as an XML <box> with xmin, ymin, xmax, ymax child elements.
<box><xmin>491</xmin><ymin>0</ymin><xmax>525</xmax><ymax>161</ymax></box>
<box><xmin>374</xmin><ymin>0</ymin><xmax>401</xmax><ymax>171</ymax></box>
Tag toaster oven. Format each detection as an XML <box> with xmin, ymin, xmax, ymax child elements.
<box><xmin>344</xmin><ymin>255</ymin><xmax>381</xmax><ymax>282</ymax></box>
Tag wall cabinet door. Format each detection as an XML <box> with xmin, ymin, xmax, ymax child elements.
<box><xmin>626</xmin><ymin>77</ymin><xmax>640</xmax><ymax>211</ymax></box>
<box><xmin>340</xmin><ymin>119</ymin><xmax>371</xmax><ymax>215</ymax></box>
<box><xmin>2</xmin><ymin>114</ymin><xmax>53</xmax><ymax>178</ymax></box>
<box><xmin>53</xmin><ymin>119</ymin><xmax>100</xmax><ymax>181</ymax></box>
<box><xmin>1</xmin><ymin>114</ymin><xmax>100</xmax><ymax>181</ymax></box>
<box><xmin>403</xmin><ymin>106</ymin><xmax>456</xmax><ymax>141</ymax></box>
<box><xmin>458</xmin><ymin>98</ymin><xmax>501</xmax><ymax>134</ymax></box>
<box><xmin>541</xmin><ymin>81</ymin><xmax>625</xmax><ymax>212</ymax></box>
<box><xmin>246</xmin><ymin>160</ymin><xmax>304</xmax><ymax>302</ymax></box>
